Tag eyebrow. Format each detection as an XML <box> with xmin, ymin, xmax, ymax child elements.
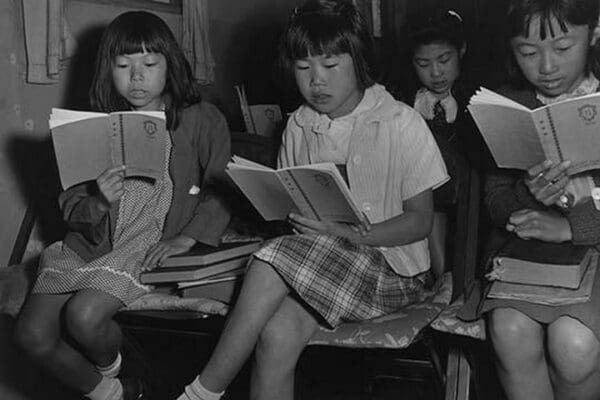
<box><xmin>413</xmin><ymin>51</ymin><xmax>453</xmax><ymax>61</ymax></box>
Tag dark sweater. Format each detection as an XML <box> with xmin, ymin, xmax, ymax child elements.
<box><xmin>60</xmin><ymin>101</ymin><xmax>232</xmax><ymax>262</ymax></box>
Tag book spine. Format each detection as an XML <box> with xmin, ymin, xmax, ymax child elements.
<box><xmin>109</xmin><ymin>114</ymin><xmax>124</xmax><ymax>167</ymax></box>
<box><xmin>235</xmin><ymin>85</ymin><xmax>256</xmax><ymax>133</ymax></box>
<box><xmin>279</xmin><ymin>170</ymin><xmax>319</xmax><ymax>220</ymax></box>
<box><xmin>544</xmin><ymin>107</ymin><xmax>564</xmax><ymax>162</ymax></box>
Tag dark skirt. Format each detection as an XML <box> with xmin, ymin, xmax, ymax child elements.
<box><xmin>253</xmin><ymin>234</ymin><xmax>432</xmax><ymax>328</ymax></box>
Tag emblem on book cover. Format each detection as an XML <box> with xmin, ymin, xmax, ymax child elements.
<box><xmin>143</xmin><ymin>120</ymin><xmax>158</xmax><ymax>136</ymax></box>
<box><xmin>313</xmin><ymin>172</ymin><xmax>331</xmax><ymax>188</ymax></box>
<box><xmin>578</xmin><ymin>104</ymin><xmax>597</xmax><ymax>124</ymax></box>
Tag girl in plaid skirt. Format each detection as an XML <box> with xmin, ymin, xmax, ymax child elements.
<box><xmin>15</xmin><ymin>11</ymin><xmax>231</xmax><ymax>400</ymax></box>
<box><xmin>178</xmin><ymin>1</ymin><xmax>448</xmax><ymax>399</ymax></box>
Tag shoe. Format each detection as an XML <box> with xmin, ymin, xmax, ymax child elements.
<box><xmin>121</xmin><ymin>377</ymin><xmax>150</xmax><ymax>400</ymax></box>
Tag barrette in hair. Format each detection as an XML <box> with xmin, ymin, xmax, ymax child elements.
<box><xmin>448</xmin><ymin>10</ymin><xmax>463</xmax><ymax>22</ymax></box>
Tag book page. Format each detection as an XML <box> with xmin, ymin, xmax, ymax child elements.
<box><xmin>50</xmin><ymin>116</ymin><xmax>113</xmax><ymax>189</ymax></box>
<box><xmin>534</xmin><ymin>94</ymin><xmax>600</xmax><ymax>174</ymax></box>
<box><xmin>282</xmin><ymin>164</ymin><xmax>365</xmax><ymax>225</ymax></box>
<box><xmin>226</xmin><ymin>168</ymin><xmax>298</xmax><ymax>220</ymax></box>
<box><xmin>468</xmin><ymin>103</ymin><xmax>546</xmax><ymax>170</ymax></box>
<box><xmin>115</xmin><ymin>112</ymin><xmax>167</xmax><ymax>181</ymax></box>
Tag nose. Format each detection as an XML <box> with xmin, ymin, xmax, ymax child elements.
<box><xmin>539</xmin><ymin>50</ymin><xmax>558</xmax><ymax>75</ymax></box>
<box><xmin>431</xmin><ymin>62</ymin><xmax>443</xmax><ymax>78</ymax></box>
<box><xmin>310</xmin><ymin>67</ymin><xmax>326</xmax><ymax>86</ymax></box>
<box><xmin>130</xmin><ymin>64</ymin><xmax>144</xmax><ymax>81</ymax></box>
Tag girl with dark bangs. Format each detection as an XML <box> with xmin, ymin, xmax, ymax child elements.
<box><xmin>177</xmin><ymin>1</ymin><xmax>447</xmax><ymax>399</ymax></box>
<box><xmin>460</xmin><ymin>0</ymin><xmax>600</xmax><ymax>398</ymax></box>
<box><xmin>15</xmin><ymin>11</ymin><xmax>231</xmax><ymax>400</ymax></box>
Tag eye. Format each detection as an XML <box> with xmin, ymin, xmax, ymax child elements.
<box><xmin>518</xmin><ymin>50</ymin><xmax>537</xmax><ymax>58</ymax></box>
<box><xmin>439</xmin><ymin>55</ymin><xmax>451</xmax><ymax>64</ymax></box>
<box><xmin>145</xmin><ymin>62</ymin><xmax>158</xmax><ymax>67</ymax></box>
<box><xmin>415</xmin><ymin>61</ymin><xmax>429</xmax><ymax>68</ymax></box>
<box><xmin>294</xmin><ymin>62</ymin><xmax>310</xmax><ymax>70</ymax></box>
<box><xmin>555</xmin><ymin>45</ymin><xmax>572</xmax><ymax>53</ymax></box>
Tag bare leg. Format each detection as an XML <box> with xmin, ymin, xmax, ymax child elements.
<box><xmin>63</xmin><ymin>289</ymin><xmax>124</xmax><ymax>367</ymax></box>
<box><xmin>547</xmin><ymin>316</ymin><xmax>600</xmax><ymax>400</ymax></box>
<box><xmin>14</xmin><ymin>293</ymin><xmax>102</xmax><ymax>393</ymax></box>
<box><xmin>489</xmin><ymin>308</ymin><xmax>553</xmax><ymax>400</ymax></box>
<box><xmin>250</xmin><ymin>296</ymin><xmax>318</xmax><ymax>400</ymax></box>
<box><xmin>198</xmin><ymin>260</ymin><xmax>291</xmax><ymax>392</ymax></box>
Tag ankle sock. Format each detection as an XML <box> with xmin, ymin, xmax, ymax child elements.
<box><xmin>85</xmin><ymin>376</ymin><xmax>123</xmax><ymax>400</ymax></box>
<box><xmin>96</xmin><ymin>352</ymin><xmax>122</xmax><ymax>378</ymax></box>
<box><xmin>176</xmin><ymin>376</ymin><xmax>224</xmax><ymax>400</ymax></box>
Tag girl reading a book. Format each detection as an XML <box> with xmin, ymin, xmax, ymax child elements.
<box><xmin>14</xmin><ymin>11</ymin><xmax>231</xmax><ymax>400</ymax></box>
<box><xmin>461</xmin><ymin>0</ymin><xmax>600</xmax><ymax>398</ymax></box>
<box><xmin>402</xmin><ymin>8</ymin><xmax>487</xmax><ymax>177</ymax></box>
<box><xmin>176</xmin><ymin>1</ymin><xmax>448</xmax><ymax>400</ymax></box>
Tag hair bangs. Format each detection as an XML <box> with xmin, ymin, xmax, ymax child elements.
<box><xmin>107</xmin><ymin>17</ymin><xmax>167</xmax><ymax>58</ymax></box>
<box><xmin>287</xmin><ymin>17</ymin><xmax>351</xmax><ymax>60</ymax></box>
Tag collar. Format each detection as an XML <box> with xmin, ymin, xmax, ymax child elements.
<box><xmin>413</xmin><ymin>87</ymin><xmax>458</xmax><ymax>122</ymax></box>
<box><xmin>293</xmin><ymin>84</ymin><xmax>398</xmax><ymax>133</ymax></box>
<box><xmin>536</xmin><ymin>75</ymin><xmax>600</xmax><ymax>105</ymax></box>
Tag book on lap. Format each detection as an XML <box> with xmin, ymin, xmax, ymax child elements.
<box><xmin>489</xmin><ymin>237</ymin><xmax>593</xmax><ymax>289</ymax></box>
<box><xmin>50</xmin><ymin>108</ymin><xmax>167</xmax><ymax>190</ymax></box>
<box><xmin>226</xmin><ymin>155</ymin><xmax>368</xmax><ymax>227</ymax></box>
<box><xmin>139</xmin><ymin>241</ymin><xmax>261</xmax><ymax>284</ymax></box>
<box><xmin>468</xmin><ymin>88</ymin><xmax>600</xmax><ymax>174</ymax></box>
<box><xmin>487</xmin><ymin>254</ymin><xmax>598</xmax><ymax>306</ymax></box>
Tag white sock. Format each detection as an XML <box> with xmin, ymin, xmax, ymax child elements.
<box><xmin>176</xmin><ymin>376</ymin><xmax>224</xmax><ymax>400</ymax></box>
<box><xmin>96</xmin><ymin>352</ymin><xmax>122</xmax><ymax>378</ymax></box>
<box><xmin>85</xmin><ymin>376</ymin><xmax>123</xmax><ymax>400</ymax></box>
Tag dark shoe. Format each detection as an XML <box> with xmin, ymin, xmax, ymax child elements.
<box><xmin>121</xmin><ymin>377</ymin><xmax>150</xmax><ymax>400</ymax></box>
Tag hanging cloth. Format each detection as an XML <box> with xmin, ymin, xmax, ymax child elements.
<box><xmin>182</xmin><ymin>0</ymin><xmax>215</xmax><ymax>84</ymax></box>
<box><xmin>22</xmin><ymin>0</ymin><xmax>76</xmax><ymax>84</ymax></box>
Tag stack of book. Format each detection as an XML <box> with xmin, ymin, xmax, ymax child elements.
<box><xmin>486</xmin><ymin>237</ymin><xmax>597</xmax><ymax>305</ymax></box>
<box><xmin>140</xmin><ymin>240</ymin><xmax>262</xmax><ymax>303</ymax></box>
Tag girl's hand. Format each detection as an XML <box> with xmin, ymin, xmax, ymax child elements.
<box><xmin>506</xmin><ymin>208</ymin><xmax>572</xmax><ymax>242</ymax></box>
<box><xmin>141</xmin><ymin>235</ymin><xmax>196</xmax><ymax>271</ymax></box>
<box><xmin>96</xmin><ymin>165</ymin><xmax>126</xmax><ymax>210</ymax></box>
<box><xmin>524</xmin><ymin>160</ymin><xmax>570</xmax><ymax>206</ymax></box>
<box><xmin>287</xmin><ymin>213</ymin><xmax>370</xmax><ymax>239</ymax></box>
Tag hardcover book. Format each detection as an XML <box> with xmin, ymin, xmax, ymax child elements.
<box><xmin>468</xmin><ymin>88</ymin><xmax>600</xmax><ymax>174</ymax></box>
<box><xmin>161</xmin><ymin>240</ymin><xmax>261</xmax><ymax>268</ymax></box>
<box><xmin>487</xmin><ymin>254</ymin><xmax>597</xmax><ymax>306</ymax></box>
<box><xmin>50</xmin><ymin>108</ymin><xmax>167</xmax><ymax>189</ymax></box>
<box><xmin>140</xmin><ymin>256</ymin><xmax>249</xmax><ymax>284</ymax></box>
<box><xmin>226</xmin><ymin>155</ymin><xmax>368</xmax><ymax>226</ymax></box>
<box><xmin>489</xmin><ymin>237</ymin><xmax>592</xmax><ymax>289</ymax></box>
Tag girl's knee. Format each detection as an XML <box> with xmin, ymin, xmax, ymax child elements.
<box><xmin>489</xmin><ymin>308</ymin><xmax>544</xmax><ymax>360</ymax></box>
<box><xmin>548</xmin><ymin>317</ymin><xmax>600</xmax><ymax>384</ymax></box>
<box><xmin>14</xmin><ymin>315</ymin><xmax>59</xmax><ymax>358</ymax></box>
<box><xmin>64</xmin><ymin>297</ymin><xmax>112</xmax><ymax>341</ymax></box>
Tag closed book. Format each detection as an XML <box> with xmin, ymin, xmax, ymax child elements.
<box><xmin>468</xmin><ymin>88</ymin><xmax>600</xmax><ymax>174</ymax></box>
<box><xmin>179</xmin><ymin>273</ymin><xmax>245</xmax><ymax>304</ymax></box>
<box><xmin>50</xmin><ymin>108</ymin><xmax>167</xmax><ymax>189</ymax></box>
<box><xmin>161</xmin><ymin>241</ymin><xmax>261</xmax><ymax>268</ymax></box>
<box><xmin>487</xmin><ymin>254</ymin><xmax>598</xmax><ymax>306</ymax></box>
<box><xmin>140</xmin><ymin>256</ymin><xmax>249</xmax><ymax>284</ymax></box>
<box><xmin>490</xmin><ymin>237</ymin><xmax>592</xmax><ymax>289</ymax></box>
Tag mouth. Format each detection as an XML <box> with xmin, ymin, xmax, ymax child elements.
<box><xmin>129</xmin><ymin>89</ymin><xmax>147</xmax><ymax>98</ymax></box>
<box><xmin>539</xmin><ymin>78</ymin><xmax>563</xmax><ymax>90</ymax></box>
<box><xmin>431</xmin><ymin>81</ymin><xmax>448</xmax><ymax>90</ymax></box>
<box><xmin>311</xmin><ymin>93</ymin><xmax>331</xmax><ymax>104</ymax></box>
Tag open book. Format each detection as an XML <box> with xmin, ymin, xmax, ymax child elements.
<box><xmin>468</xmin><ymin>88</ymin><xmax>600</xmax><ymax>174</ymax></box>
<box><xmin>226</xmin><ymin>156</ymin><xmax>368</xmax><ymax>226</ymax></box>
<box><xmin>50</xmin><ymin>108</ymin><xmax>167</xmax><ymax>190</ymax></box>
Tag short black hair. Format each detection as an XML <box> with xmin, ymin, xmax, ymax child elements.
<box><xmin>89</xmin><ymin>11</ymin><xmax>201</xmax><ymax>130</ymax></box>
<box><xmin>405</xmin><ymin>8</ymin><xmax>466</xmax><ymax>58</ymax></box>
<box><xmin>504</xmin><ymin>0</ymin><xmax>600</xmax><ymax>86</ymax></box>
<box><xmin>277</xmin><ymin>0</ymin><xmax>377</xmax><ymax>93</ymax></box>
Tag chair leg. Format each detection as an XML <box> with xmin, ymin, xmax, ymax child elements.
<box><xmin>445</xmin><ymin>345</ymin><xmax>471</xmax><ymax>400</ymax></box>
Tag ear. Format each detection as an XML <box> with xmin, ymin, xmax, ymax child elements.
<box><xmin>590</xmin><ymin>25</ymin><xmax>600</xmax><ymax>46</ymax></box>
<box><xmin>459</xmin><ymin>43</ymin><xmax>467</xmax><ymax>58</ymax></box>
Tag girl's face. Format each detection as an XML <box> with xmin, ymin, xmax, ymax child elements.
<box><xmin>510</xmin><ymin>15</ymin><xmax>598</xmax><ymax>97</ymax></box>
<box><xmin>294</xmin><ymin>53</ymin><xmax>363</xmax><ymax>119</ymax></box>
<box><xmin>412</xmin><ymin>42</ymin><xmax>464</xmax><ymax>99</ymax></box>
<box><xmin>112</xmin><ymin>50</ymin><xmax>167</xmax><ymax>111</ymax></box>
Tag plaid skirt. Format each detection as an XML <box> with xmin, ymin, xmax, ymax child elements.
<box><xmin>253</xmin><ymin>234</ymin><xmax>433</xmax><ymax>328</ymax></box>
